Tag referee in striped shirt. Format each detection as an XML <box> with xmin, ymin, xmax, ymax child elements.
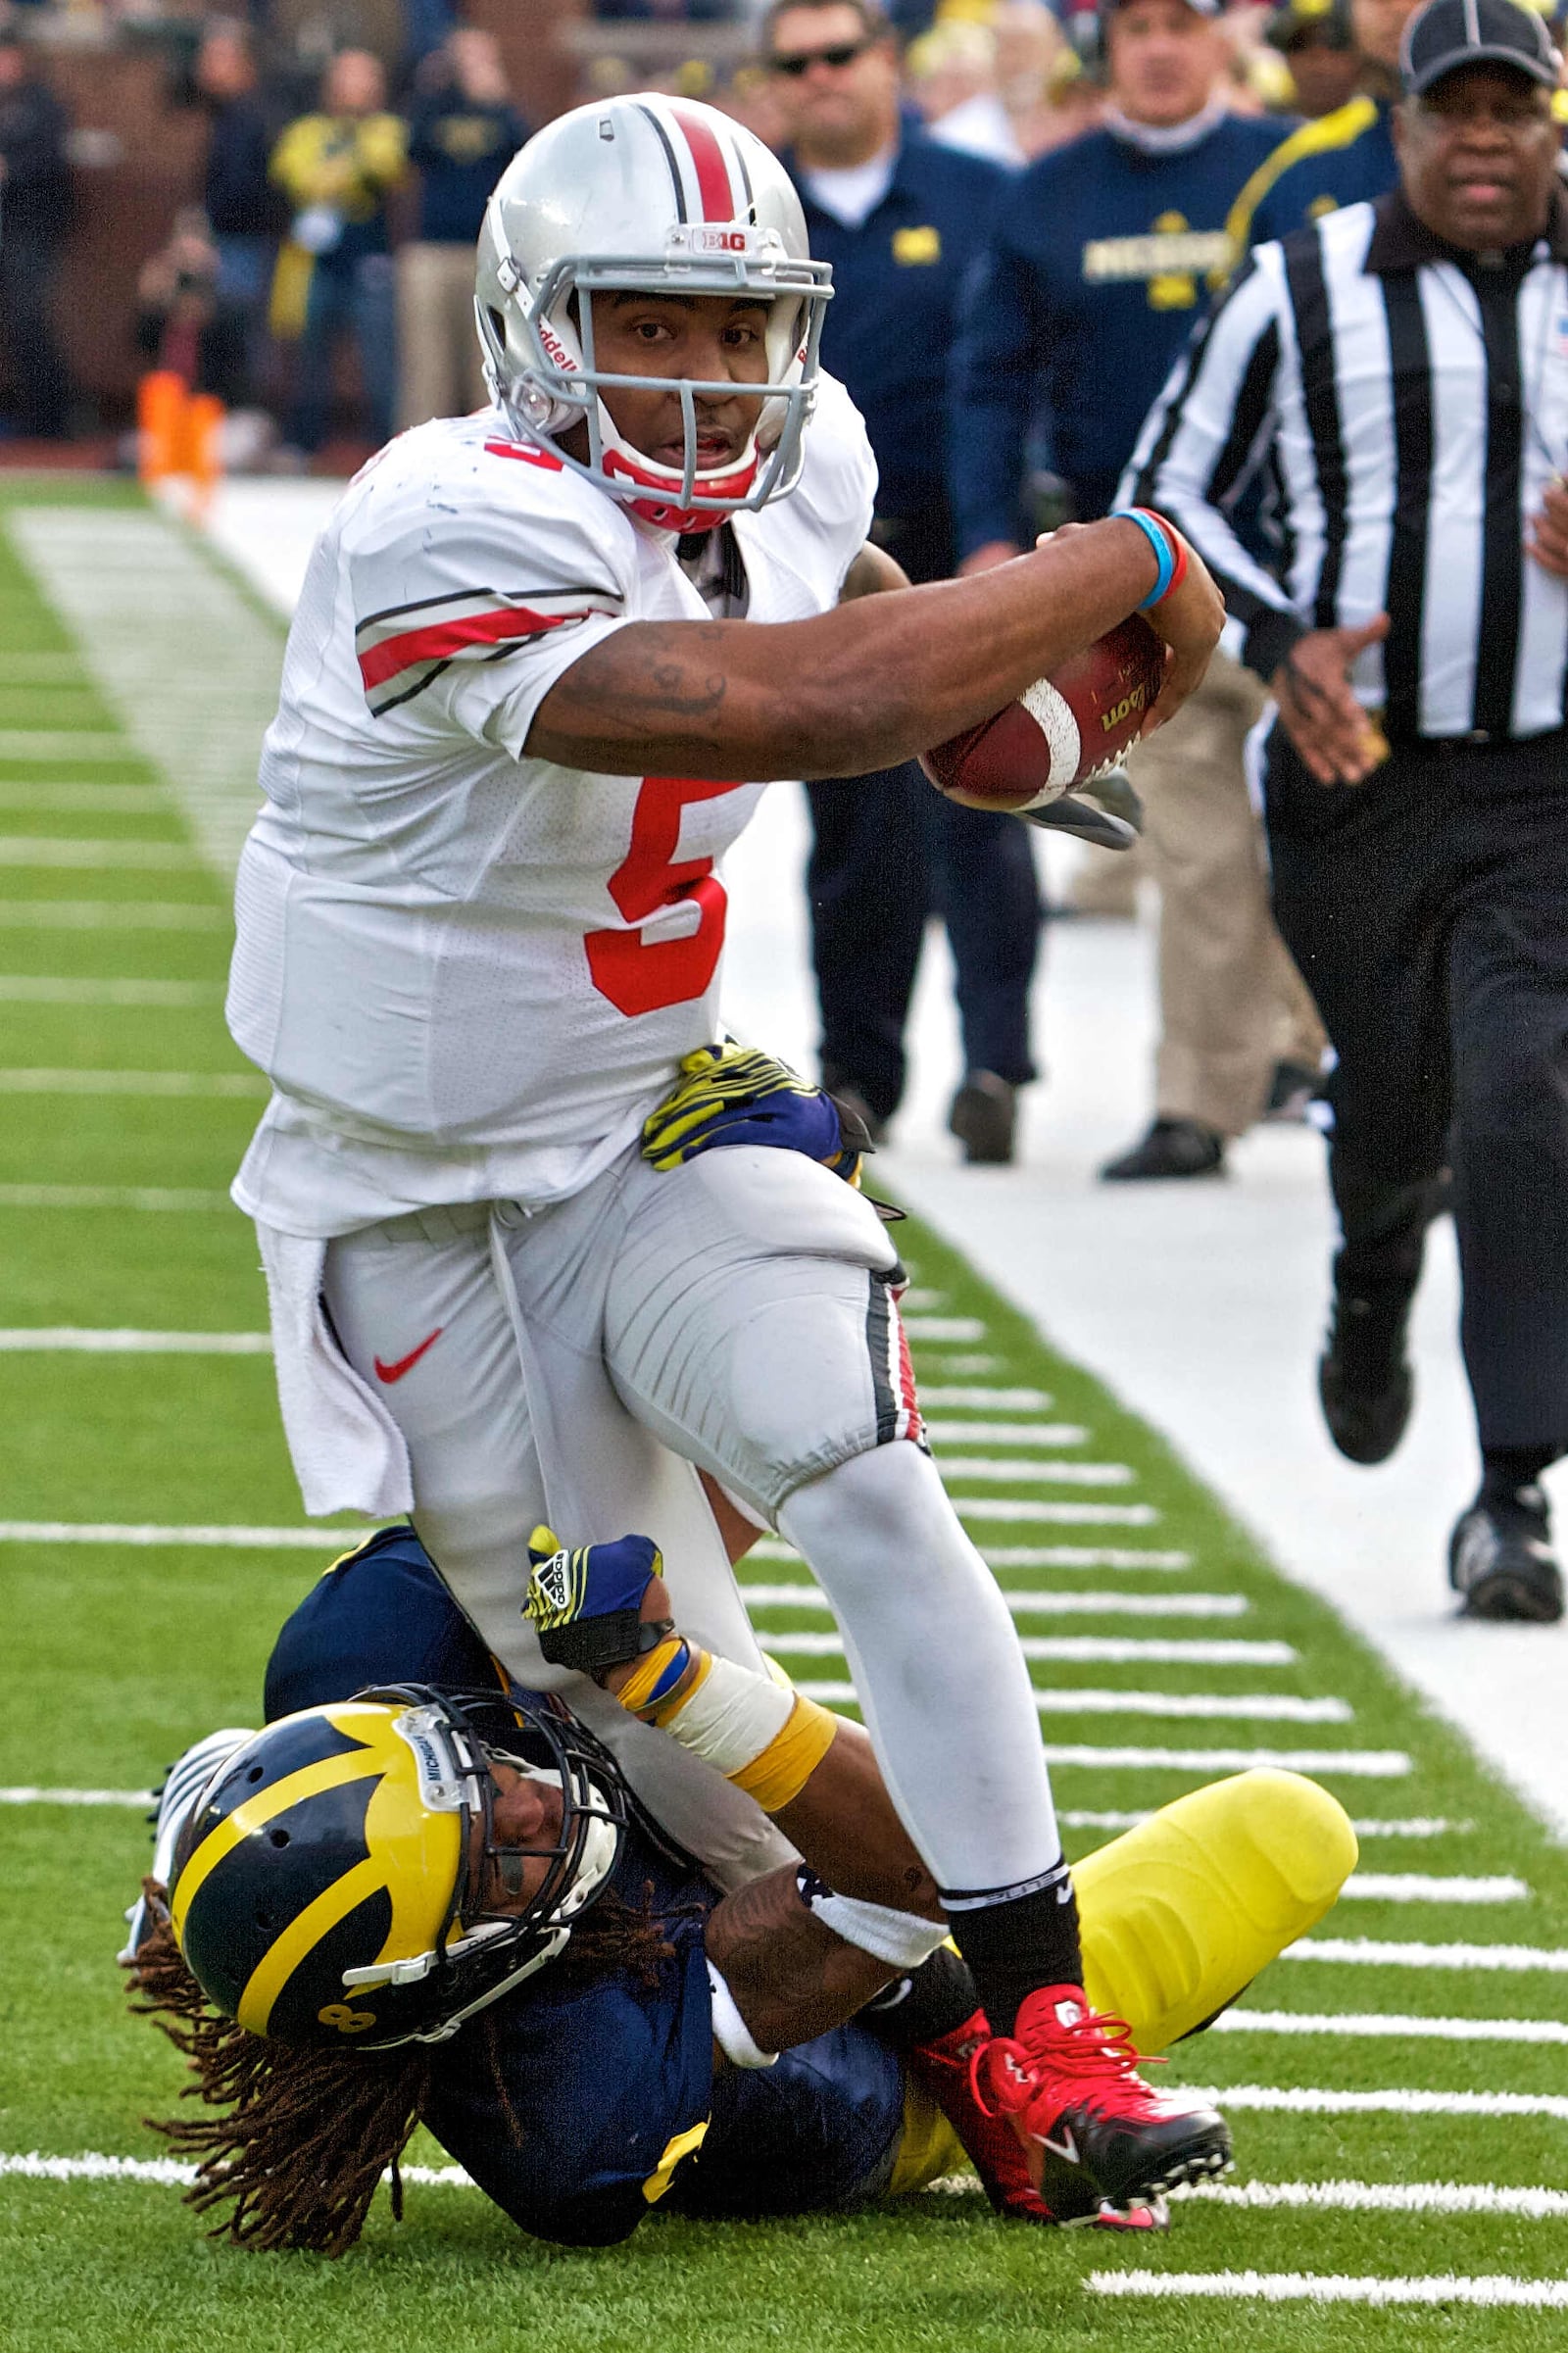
<box><xmin>1124</xmin><ymin>0</ymin><xmax>1568</xmax><ymax>1620</ymax></box>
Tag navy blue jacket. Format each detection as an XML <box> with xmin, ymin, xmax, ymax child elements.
<box><xmin>785</xmin><ymin>126</ymin><xmax>1010</xmax><ymax>521</ymax></box>
<box><xmin>265</xmin><ymin>1527</ymin><xmax>908</xmax><ymax>2244</ymax></box>
<box><xmin>950</xmin><ymin>114</ymin><xmax>1287</xmax><ymax>549</ymax></box>
<box><xmin>1229</xmin><ymin>95</ymin><xmax>1397</xmax><ymax>253</ymax></box>
<box><xmin>407</xmin><ymin>91</ymin><xmax>529</xmax><ymax>244</ymax></box>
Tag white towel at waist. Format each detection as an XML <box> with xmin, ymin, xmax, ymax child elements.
<box><xmin>257</xmin><ymin>1222</ymin><xmax>414</xmax><ymax>1519</ymax></box>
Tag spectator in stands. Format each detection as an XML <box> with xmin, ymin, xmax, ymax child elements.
<box><xmin>397</xmin><ymin>26</ymin><xmax>526</xmax><ymax>430</ymax></box>
<box><xmin>1225</xmin><ymin>0</ymin><xmax>1421</xmax><ymax>247</ymax></box>
<box><xmin>763</xmin><ymin>0</ymin><xmax>1044</xmax><ymax>1163</ymax></box>
<box><xmin>1263</xmin><ymin>0</ymin><xmax>1362</xmax><ymax>116</ymax></box>
<box><xmin>0</xmin><ymin>25</ymin><xmax>74</xmax><ymax>439</ymax></box>
<box><xmin>270</xmin><ymin>46</ymin><xmax>406</xmax><ymax>457</ymax></box>
<box><xmin>955</xmin><ymin>0</ymin><xmax>1327</xmax><ymax>1184</ymax></box>
<box><xmin>135</xmin><ymin>207</ymin><xmax>251</xmax><ymax>410</ymax></box>
<box><xmin>194</xmin><ymin>19</ymin><xmax>286</xmax><ymax>409</ymax></box>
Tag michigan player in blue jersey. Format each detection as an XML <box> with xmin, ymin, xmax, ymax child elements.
<box><xmin>125</xmin><ymin>1523</ymin><xmax>1356</xmax><ymax>2255</ymax></box>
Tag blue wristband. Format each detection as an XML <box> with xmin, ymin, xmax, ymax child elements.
<box><xmin>1112</xmin><ymin>508</ymin><xmax>1176</xmax><ymax>610</ymax></box>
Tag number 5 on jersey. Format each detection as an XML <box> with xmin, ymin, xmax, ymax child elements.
<box><xmin>586</xmin><ymin>774</ymin><xmax>742</xmax><ymax>1017</ymax></box>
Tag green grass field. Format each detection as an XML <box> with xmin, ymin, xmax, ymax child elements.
<box><xmin>3</xmin><ymin>481</ymin><xmax>1567</xmax><ymax>2350</ymax></box>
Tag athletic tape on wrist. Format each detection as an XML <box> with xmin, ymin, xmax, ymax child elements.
<box><xmin>616</xmin><ymin>1642</ymin><xmax>836</xmax><ymax>1811</ymax></box>
<box><xmin>1113</xmin><ymin>507</ymin><xmax>1179</xmax><ymax>609</ymax></box>
<box><xmin>706</xmin><ymin>1962</ymin><xmax>779</xmax><ymax>2068</ymax></box>
<box><xmin>796</xmin><ymin>1874</ymin><xmax>951</xmax><ymax>1969</ymax></box>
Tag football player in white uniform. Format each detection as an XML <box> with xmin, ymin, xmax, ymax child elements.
<box><xmin>225</xmin><ymin>91</ymin><xmax>1229</xmax><ymax>2221</ymax></box>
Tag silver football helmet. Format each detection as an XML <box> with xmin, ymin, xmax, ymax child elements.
<box><xmin>475</xmin><ymin>93</ymin><xmax>832</xmax><ymax>532</ymax></box>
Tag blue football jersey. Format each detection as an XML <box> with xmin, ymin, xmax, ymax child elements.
<box><xmin>264</xmin><ymin>1526</ymin><xmax>910</xmax><ymax>2242</ymax></box>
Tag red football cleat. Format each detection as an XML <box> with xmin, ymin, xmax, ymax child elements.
<box><xmin>971</xmin><ymin>1985</ymin><xmax>1232</xmax><ymax>2215</ymax></box>
<box><xmin>908</xmin><ymin>2006</ymin><xmax>1171</xmax><ymax>2230</ymax></box>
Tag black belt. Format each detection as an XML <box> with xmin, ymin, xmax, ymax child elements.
<box><xmin>1383</xmin><ymin>723</ymin><xmax>1568</xmax><ymax>756</ymax></box>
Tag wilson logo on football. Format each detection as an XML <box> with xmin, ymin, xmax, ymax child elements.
<box><xmin>1100</xmin><ymin>684</ymin><xmax>1149</xmax><ymax>732</ymax></box>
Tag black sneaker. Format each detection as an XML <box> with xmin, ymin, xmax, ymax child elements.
<box><xmin>1317</xmin><ymin>1286</ymin><xmax>1413</xmax><ymax>1465</ymax></box>
<box><xmin>949</xmin><ymin>1070</ymin><xmax>1018</xmax><ymax>1165</ymax></box>
<box><xmin>1449</xmin><ymin>1488</ymin><xmax>1565</xmax><ymax>1623</ymax></box>
<box><xmin>1100</xmin><ymin>1118</ymin><xmax>1225</xmax><ymax>1183</ymax></box>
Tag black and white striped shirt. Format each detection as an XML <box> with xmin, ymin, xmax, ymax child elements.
<box><xmin>1122</xmin><ymin>186</ymin><xmax>1568</xmax><ymax>741</ymax></box>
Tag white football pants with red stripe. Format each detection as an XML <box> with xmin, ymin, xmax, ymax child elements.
<box><xmin>320</xmin><ymin>1144</ymin><xmax>1060</xmax><ymax>1894</ymax></box>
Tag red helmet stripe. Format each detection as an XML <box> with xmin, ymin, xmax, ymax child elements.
<box><xmin>667</xmin><ymin>101</ymin><xmax>736</xmax><ymax>222</ymax></box>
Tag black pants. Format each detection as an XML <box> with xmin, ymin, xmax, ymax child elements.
<box><xmin>804</xmin><ymin>501</ymin><xmax>1042</xmax><ymax>1123</ymax></box>
<box><xmin>1263</xmin><ymin>721</ymin><xmax>1568</xmax><ymax>1455</ymax></box>
<box><xmin>0</xmin><ymin>230</ymin><xmax>72</xmax><ymax>437</ymax></box>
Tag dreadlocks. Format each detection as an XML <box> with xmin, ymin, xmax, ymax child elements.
<box><xmin>124</xmin><ymin>1876</ymin><xmax>695</xmax><ymax>2257</ymax></box>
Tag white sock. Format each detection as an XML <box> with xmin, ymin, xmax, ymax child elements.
<box><xmin>778</xmin><ymin>1444</ymin><xmax>1061</xmax><ymax>1893</ymax></box>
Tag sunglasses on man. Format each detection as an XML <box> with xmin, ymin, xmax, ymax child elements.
<box><xmin>767</xmin><ymin>38</ymin><xmax>876</xmax><ymax>75</ymax></box>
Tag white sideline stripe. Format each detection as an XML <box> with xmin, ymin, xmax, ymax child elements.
<box><xmin>0</xmin><ymin>1521</ymin><xmax>344</xmax><ymax>1550</ymax></box>
<box><xmin>0</xmin><ymin>837</ymin><xmax>193</xmax><ymax>867</ymax></box>
<box><xmin>777</xmin><ymin>1679</ymin><xmax>1348</xmax><ymax>1723</ymax></box>
<box><xmin>740</xmin><ymin>1583</ymin><xmax>1249</xmax><ymax>1619</ymax></box>
<box><xmin>901</xmin><ymin>1316</ymin><xmax>985</xmax><ymax>1341</ymax></box>
<box><xmin>1212</xmin><ymin>2010</ymin><xmax>1568</xmax><ymax>2045</ymax></box>
<box><xmin>1187</xmin><ymin>2083</ymin><xmax>1568</xmax><ymax>2122</ymax></box>
<box><xmin>1088</xmin><ymin>2273</ymin><xmax>1568</xmax><ymax>2310</ymax></box>
<box><xmin>0</xmin><ymin>1068</ymin><xmax>266</xmax><ymax>1098</ymax></box>
<box><xmin>958</xmin><ymin>1501</ymin><xmax>1159</xmax><ymax>1525</ymax></box>
<box><xmin>1342</xmin><ymin>1874</ymin><xmax>1531</xmax><ymax>1904</ymax></box>
<box><xmin>917</xmin><ymin>1386</ymin><xmax>1053</xmax><ymax>1409</ymax></box>
<box><xmin>1350</xmin><ymin>1818</ymin><xmax>1473</xmax><ymax>1839</ymax></box>
<box><xmin>0</xmin><ymin>785</ymin><xmax>167</xmax><ymax>813</ymax></box>
<box><xmin>0</xmin><ymin>1185</ymin><xmax>233</xmax><ymax>1210</ymax></box>
<box><xmin>922</xmin><ymin>1421</ymin><xmax>1087</xmax><ymax>1446</ymax></box>
<box><xmin>789</xmin><ymin>1719</ymin><xmax>1410</xmax><ymax>1772</ymax></box>
<box><xmin>0</xmin><ymin>1329</ymin><xmax>270</xmax><ymax>1354</ymax></box>
<box><xmin>979</xmin><ymin>1546</ymin><xmax>1192</xmax><ymax>1570</ymax></box>
<box><xmin>0</xmin><ymin>901</ymin><xmax>225</xmax><ymax>931</ymax></box>
<box><xmin>1288</xmin><ymin>1936</ymin><xmax>1568</xmax><ymax>1973</ymax></box>
<box><xmin>1190</xmin><ymin>2179</ymin><xmax>1568</xmax><ymax>2219</ymax></box>
<box><xmin>0</xmin><ymin>978</ymin><xmax>218</xmax><ymax>1005</ymax></box>
<box><xmin>0</xmin><ymin>1788</ymin><xmax>155</xmax><ymax>1807</ymax></box>
<box><xmin>942</xmin><ymin>1458</ymin><xmax>1135</xmax><ymax>1486</ymax></box>
<box><xmin>0</xmin><ymin>732</ymin><xmax>148</xmax><ymax>760</ymax></box>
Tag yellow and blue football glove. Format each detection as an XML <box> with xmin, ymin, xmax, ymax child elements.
<box><xmin>524</xmin><ymin>1524</ymin><xmax>673</xmax><ymax>1676</ymax></box>
<box><xmin>641</xmin><ymin>1041</ymin><xmax>870</xmax><ymax>1180</ymax></box>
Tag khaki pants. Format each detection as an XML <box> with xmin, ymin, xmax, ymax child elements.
<box><xmin>395</xmin><ymin>240</ymin><xmax>492</xmax><ymax>431</ymax></box>
<box><xmin>1127</xmin><ymin>648</ymin><xmax>1325</xmax><ymax>1138</ymax></box>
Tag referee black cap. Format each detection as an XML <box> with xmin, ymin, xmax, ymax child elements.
<box><xmin>1400</xmin><ymin>0</ymin><xmax>1562</xmax><ymax>94</ymax></box>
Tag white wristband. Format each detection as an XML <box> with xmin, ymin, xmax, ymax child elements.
<box><xmin>706</xmin><ymin>1961</ymin><xmax>779</xmax><ymax>2068</ymax></box>
<box><xmin>808</xmin><ymin>1891</ymin><xmax>950</xmax><ymax>1970</ymax></box>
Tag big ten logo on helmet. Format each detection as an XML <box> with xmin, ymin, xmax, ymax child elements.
<box><xmin>666</xmin><ymin>224</ymin><xmax>764</xmax><ymax>258</ymax></box>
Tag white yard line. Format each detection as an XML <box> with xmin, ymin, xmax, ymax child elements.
<box><xmin>1211</xmin><ymin>2010</ymin><xmax>1568</xmax><ymax>2043</ymax></box>
<box><xmin>1188</xmin><ymin>2083</ymin><xmax>1568</xmax><ymax>2120</ymax></box>
<box><xmin>739</xmin><ymin>1582</ymin><xmax>1250</xmax><ymax>1617</ymax></box>
<box><xmin>957</xmin><ymin>1500</ymin><xmax>1159</xmax><ymax>1525</ymax></box>
<box><xmin>0</xmin><ymin>979</ymin><xmax>217</xmax><ymax>1005</ymax></box>
<box><xmin>772</xmin><ymin>1658</ymin><xmax>1342</xmax><ymax>1719</ymax></box>
<box><xmin>0</xmin><ymin>784</ymin><xmax>168</xmax><ymax>812</ymax></box>
<box><xmin>1349</xmin><ymin>1818</ymin><xmax>1473</xmax><ymax>1839</ymax></box>
<box><xmin>0</xmin><ymin>1329</ymin><xmax>270</xmax><ymax>1353</ymax></box>
<box><xmin>921</xmin><ymin>1421</ymin><xmax>1086</xmax><ymax>1445</ymax></box>
<box><xmin>0</xmin><ymin>1788</ymin><xmax>154</xmax><ymax>1807</ymax></box>
<box><xmin>1087</xmin><ymin>2273</ymin><xmax>1568</xmax><ymax>2310</ymax></box>
<box><xmin>940</xmin><ymin>1458</ymin><xmax>1135</xmax><ymax>1485</ymax></box>
<box><xmin>0</xmin><ymin>902</ymin><xmax>225</xmax><ymax>931</ymax></box>
<box><xmin>0</xmin><ymin>1185</ymin><xmax>234</xmax><ymax>1210</ymax></box>
<box><xmin>0</xmin><ymin>838</ymin><xmax>194</xmax><ymax>867</ymax></box>
<box><xmin>788</xmin><ymin>1722</ymin><xmax>1411</xmax><ymax>1773</ymax></box>
<box><xmin>0</xmin><ymin>1069</ymin><xmax>265</xmax><ymax>1097</ymax></box>
<box><xmin>0</xmin><ymin>1521</ymin><xmax>343</xmax><ymax>1549</ymax></box>
<box><xmin>1188</xmin><ymin>2179</ymin><xmax>1568</xmax><ymax>2218</ymax></box>
<box><xmin>1339</xmin><ymin>1874</ymin><xmax>1530</xmax><ymax>1903</ymax></box>
<box><xmin>979</xmin><ymin>1546</ymin><xmax>1192</xmax><ymax>1569</ymax></box>
<box><xmin>1287</xmin><ymin>1936</ymin><xmax>1568</xmax><ymax>1972</ymax></box>
<box><xmin>1058</xmin><ymin>1810</ymin><xmax>1463</xmax><ymax>1837</ymax></box>
<box><xmin>916</xmin><ymin>1386</ymin><xmax>1053</xmax><ymax>1408</ymax></box>
<box><xmin>899</xmin><ymin>1316</ymin><xmax>986</xmax><ymax>1342</ymax></box>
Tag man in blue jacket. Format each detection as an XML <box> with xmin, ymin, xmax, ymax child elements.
<box><xmin>954</xmin><ymin>0</ymin><xmax>1327</xmax><ymax>1185</ymax></box>
<box><xmin>1225</xmin><ymin>0</ymin><xmax>1420</xmax><ymax>250</ymax></box>
<box><xmin>764</xmin><ymin>0</ymin><xmax>1043</xmax><ymax>1163</ymax></box>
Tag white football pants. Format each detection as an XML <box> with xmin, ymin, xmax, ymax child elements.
<box><xmin>319</xmin><ymin>1146</ymin><xmax>1060</xmax><ymax>1895</ymax></box>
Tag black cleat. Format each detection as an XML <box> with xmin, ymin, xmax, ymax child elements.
<box><xmin>1449</xmin><ymin>1488</ymin><xmax>1565</xmax><ymax>1623</ymax></box>
<box><xmin>1100</xmin><ymin>1117</ymin><xmax>1225</xmax><ymax>1183</ymax></box>
<box><xmin>1318</xmin><ymin>1286</ymin><xmax>1413</xmax><ymax>1465</ymax></box>
<box><xmin>949</xmin><ymin>1070</ymin><xmax>1018</xmax><ymax>1165</ymax></box>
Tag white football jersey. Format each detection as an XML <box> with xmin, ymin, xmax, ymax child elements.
<box><xmin>227</xmin><ymin>375</ymin><xmax>876</xmax><ymax>1236</ymax></box>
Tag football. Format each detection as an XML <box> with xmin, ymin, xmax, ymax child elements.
<box><xmin>919</xmin><ymin>613</ymin><xmax>1166</xmax><ymax>812</ymax></box>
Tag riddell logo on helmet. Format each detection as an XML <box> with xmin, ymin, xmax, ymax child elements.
<box><xmin>538</xmin><ymin>320</ymin><xmax>576</xmax><ymax>371</ymax></box>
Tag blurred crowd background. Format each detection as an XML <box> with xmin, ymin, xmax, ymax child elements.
<box><xmin>0</xmin><ymin>0</ymin><xmax>1442</xmax><ymax>466</ymax></box>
